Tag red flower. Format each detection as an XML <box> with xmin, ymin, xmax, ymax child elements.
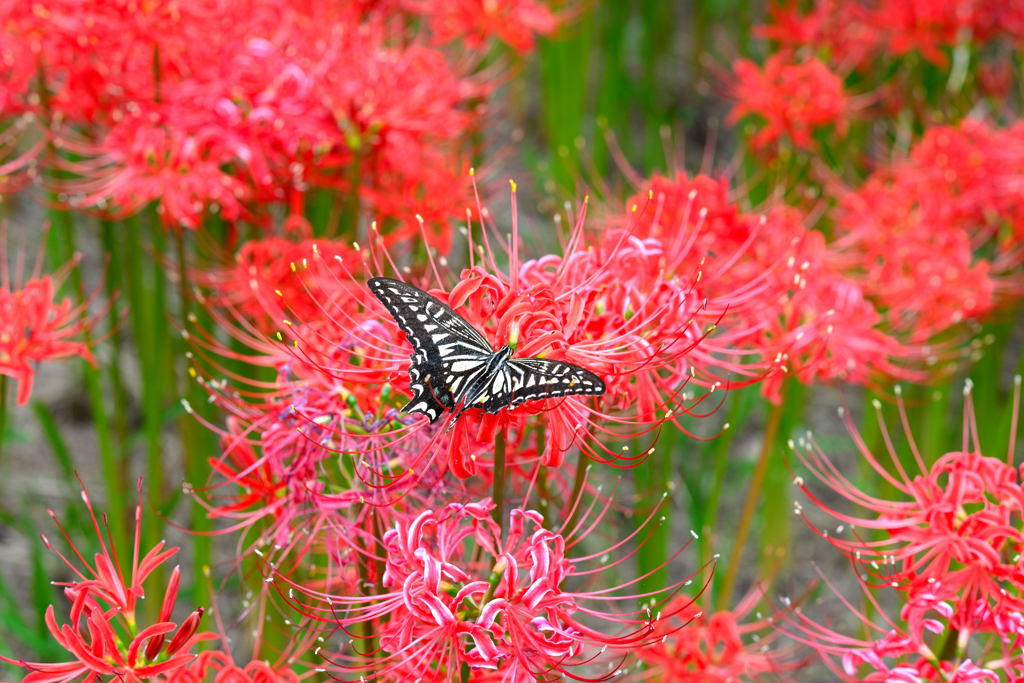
<box><xmin>634</xmin><ymin>589</ymin><xmax>801</xmax><ymax>681</ymax></box>
<box><xmin>729</xmin><ymin>52</ymin><xmax>850</xmax><ymax>151</ymax></box>
<box><xmin>284</xmin><ymin>497</ymin><xmax>704</xmax><ymax>681</ymax></box>
<box><xmin>785</xmin><ymin>386</ymin><xmax>1024</xmax><ymax>681</ymax></box>
<box><xmin>832</xmin><ymin>119</ymin><xmax>1024</xmax><ymax>342</ymax></box>
<box><xmin>196</xmin><ymin>235</ymin><xmax>360</xmax><ymax>333</ymax></box>
<box><xmin>0</xmin><ymin>481</ymin><xmax>213</xmax><ymax>682</ymax></box>
<box><xmin>160</xmin><ymin>649</ymin><xmax>302</xmax><ymax>683</ymax></box>
<box><xmin>56</xmin><ymin>113</ymin><xmax>251</xmax><ymax>230</ymax></box>
<box><xmin>40</xmin><ymin>6</ymin><xmax>477</xmax><ymax>243</ymax></box>
<box><xmin>257</xmin><ymin>181</ymin><xmax>778</xmax><ymax>480</ymax></box>
<box><xmin>793</xmin><ymin>391</ymin><xmax>1024</xmax><ymax>616</ymax></box>
<box><xmin>619</xmin><ymin>172</ymin><xmax>928</xmax><ymax>402</ymax></box>
<box><xmin>756</xmin><ymin>1</ymin><xmax>881</xmax><ymax>69</ymax></box>
<box><xmin>758</xmin><ymin>0</ymin><xmax>1024</xmax><ymax>69</ymax></box>
<box><xmin>0</xmin><ymin>253</ymin><xmax>98</xmax><ymax>405</ymax></box>
<box><xmin>410</xmin><ymin>0</ymin><xmax>561</xmax><ymax>52</ymax></box>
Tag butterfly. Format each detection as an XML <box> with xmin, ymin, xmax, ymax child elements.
<box><xmin>368</xmin><ymin>277</ymin><xmax>606</xmax><ymax>424</ymax></box>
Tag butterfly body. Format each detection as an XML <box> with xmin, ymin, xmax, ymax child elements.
<box><xmin>368</xmin><ymin>277</ymin><xmax>605</xmax><ymax>425</ymax></box>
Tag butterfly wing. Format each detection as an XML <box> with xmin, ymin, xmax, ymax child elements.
<box><xmin>480</xmin><ymin>357</ymin><xmax>606</xmax><ymax>413</ymax></box>
<box><xmin>368</xmin><ymin>277</ymin><xmax>494</xmax><ymax>423</ymax></box>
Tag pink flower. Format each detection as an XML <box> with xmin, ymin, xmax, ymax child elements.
<box><xmin>284</xmin><ymin>497</ymin><xmax>703</xmax><ymax>680</ymax></box>
<box><xmin>787</xmin><ymin>384</ymin><xmax>1024</xmax><ymax>680</ymax></box>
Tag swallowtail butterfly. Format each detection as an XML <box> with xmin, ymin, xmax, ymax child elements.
<box><xmin>368</xmin><ymin>277</ymin><xmax>606</xmax><ymax>424</ymax></box>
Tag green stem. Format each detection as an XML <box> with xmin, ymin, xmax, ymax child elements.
<box><xmin>637</xmin><ymin>427</ymin><xmax>672</xmax><ymax>594</ymax></box>
<box><xmin>174</xmin><ymin>229</ymin><xmax>211</xmax><ymax>609</ymax></box>
<box><xmin>565</xmin><ymin>449</ymin><xmax>588</xmax><ymax>535</ymax></box>
<box><xmin>54</xmin><ymin>217</ymin><xmax>124</xmax><ymax>551</ymax></box>
<box><xmin>718</xmin><ymin>386</ymin><xmax>787</xmax><ymax>611</ymax></box>
<box><xmin>124</xmin><ymin>221</ymin><xmax>165</xmax><ymax>617</ymax></box>
<box><xmin>0</xmin><ymin>375</ymin><xmax>7</xmax><ymax>470</ymax></box>
<box><xmin>35</xmin><ymin>56</ymin><xmax>124</xmax><ymax>548</ymax></box>
<box><xmin>100</xmin><ymin>220</ymin><xmax>131</xmax><ymax>478</ymax></box>
<box><xmin>535</xmin><ymin>427</ymin><xmax>550</xmax><ymax>521</ymax></box>
<box><xmin>491</xmin><ymin>430</ymin><xmax>507</xmax><ymax>536</ymax></box>
<box><xmin>702</xmin><ymin>387</ymin><xmax>754</xmax><ymax>568</ymax></box>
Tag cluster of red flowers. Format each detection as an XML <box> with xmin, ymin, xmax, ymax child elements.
<box><xmin>760</xmin><ymin>0</ymin><xmax>1024</xmax><ymax>68</ymax></box>
<box><xmin>833</xmin><ymin>118</ymin><xmax>1024</xmax><ymax>342</ymax></box>
<box><xmin>610</xmin><ymin>171</ymin><xmax>931</xmax><ymax>402</ymax></box>
<box><xmin>0</xmin><ymin>0</ymin><xmax>559</xmax><ymax>237</ymax></box>
<box><xmin>285</xmin><ymin>497</ymin><xmax>705</xmax><ymax>680</ymax></box>
<box><xmin>789</xmin><ymin>386</ymin><xmax>1024</xmax><ymax>681</ymax></box>
<box><xmin>730</xmin><ymin>52</ymin><xmax>850</xmax><ymax>152</ymax></box>
<box><xmin>184</xmin><ymin>181</ymin><xmax>759</xmax><ymax>569</ymax></box>
<box><xmin>634</xmin><ymin>589</ymin><xmax>799</xmax><ymax>681</ymax></box>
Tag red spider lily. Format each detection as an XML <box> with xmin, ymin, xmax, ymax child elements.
<box><xmin>184</xmin><ymin>285</ymin><xmax>447</xmax><ymax>581</ymax></box>
<box><xmin>282</xmin><ymin>495</ymin><xmax>706</xmax><ymax>681</ymax></box>
<box><xmin>792</xmin><ymin>386</ymin><xmax>1024</xmax><ymax>618</ymax></box>
<box><xmin>758</xmin><ymin>0</ymin><xmax>1024</xmax><ymax>70</ymax></box>
<box><xmin>0</xmin><ymin>247</ymin><xmax>99</xmax><ymax>405</ymax></box>
<box><xmin>786</xmin><ymin>382</ymin><xmax>1024</xmax><ymax>680</ymax></box>
<box><xmin>756</xmin><ymin>1</ymin><xmax>880</xmax><ymax>69</ymax></box>
<box><xmin>632</xmin><ymin>589</ymin><xmax>802</xmax><ymax>681</ymax></box>
<box><xmin>195</xmin><ymin>236</ymin><xmax>360</xmax><ymax>333</ymax></box>
<box><xmin>242</xmin><ymin>181</ymin><xmax>775</xmax><ymax>482</ymax></box>
<box><xmin>872</xmin><ymin>0</ymin><xmax>1024</xmax><ymax>65</ymax></box>
<box><xmin>787</xmin><ymin>574</ymin><xmax>1024</xmax><ymax>681</ymax></box>
<box><xmin>0</xmin><ymin>481</ymin><xmax>213</xmax><ymax>683</ymax></box>
<box><xmin>408</xmin><ymin>0</ymin><xmax>561</xmax><ymax>52</ymax></box>
<box><xmin>56</xmin><ymin>114</ymin><xmax>252</xmax><ymax>230</ymax></box>
<box><xmin>0</xmin><ymin>0</ymin><xmax>271</xmax><ymax>123</ymax></box>
<box><xmin>618</xmin><ymin>172</ymin><xmax>930</xmax><ymax>402</ymax></box>
<box><xmin>729</xmin><ymin>51</ymin><xmax>850</xmax><ymax>152</ymax></box>
<box><xmin>43</xmin><ymin>6</ymin><xmax>477</xmax><ymax>241</ymax></box>
<box><xmin>832</xmin><ymin>119</ymin><xmax>1024</xmax><ymax>343</ymax></box>
<box><xmin>759</xmin><ymin>232</ymin><xmax>934</xmax><ymax>403</ymax></box>
<box><xmin>160</xmin><ymin>650</ymin><xmax>304</xmax><ymax>683</ymax></box>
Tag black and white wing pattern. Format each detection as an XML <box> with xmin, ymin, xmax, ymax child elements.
<box><xmin>368</xmin><ymin>277</ymin><xmax>492</xmax><ymax>423</ymax></box>
<box><xmin>368</xmin><ymin>276</ymin><xmax>607</xmax><ymax>424</ymax></box>
<box><xmin>478</xmin><ymin>357</ymin><xmax>606</xmax><ymax>414</ymax></box>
